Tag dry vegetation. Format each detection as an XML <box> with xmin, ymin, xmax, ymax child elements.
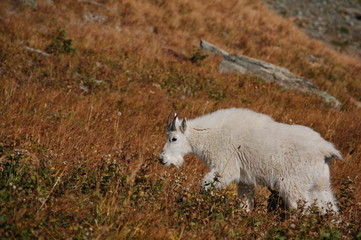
<box><xmin>0</xmin><ymin>0</ymin><xmax>361</xmax><ymax>239</ymax></box>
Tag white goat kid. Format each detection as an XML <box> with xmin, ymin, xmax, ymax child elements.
<box><xmin>158</xmin><ymin>108</ymin><xmax>342</xmax><ymax>213</ymax></box>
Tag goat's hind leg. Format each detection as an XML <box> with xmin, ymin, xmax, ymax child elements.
<box><xmin>314</xmin><ymin>189</ymin><xmax>338</xmax><ymax>213</ymax></box>
<box><xmin>310</xmin><ymin>165</ymin><xmax>338</xmax><ymax>213</ymax></box>
<box><xmin>279</xmin><ymin>180</ymin><xmax>312</xmax><ymax>212</ymax></box>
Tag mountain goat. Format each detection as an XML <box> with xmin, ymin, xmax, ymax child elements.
<box><xmin>158</xmin><ymin>108</ymin><xmax>342</xmax><ymax>213</ymax></box>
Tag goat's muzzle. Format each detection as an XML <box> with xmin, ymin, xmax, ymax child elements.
<box><xmin>158</xmin><ymin>153</ymin><xmax>166</xmax><ymax>165</ymax></box>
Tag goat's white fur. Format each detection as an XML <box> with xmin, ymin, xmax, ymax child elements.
<box><xmin>159</xmin><ymin>108</ymin><xmax>342</xmax><ymax>213</ymax></box>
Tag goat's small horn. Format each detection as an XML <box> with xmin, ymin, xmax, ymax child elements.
<box><xmin>170</xmin><ymin>113</ymin><xmax>178</xmax><ymax>131</ymax></box>
<box><xmin>167</xmin><ymin>111</ymin><xmax>174</xmax><ymax>131</ymax></box>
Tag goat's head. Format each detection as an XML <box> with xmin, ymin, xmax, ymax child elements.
<box><xmin>158</xmin><ymin>111</ymin><xmax>191</xmax><ymax>168</ymax></box>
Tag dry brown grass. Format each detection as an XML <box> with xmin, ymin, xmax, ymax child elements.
<box><xmin>0</xmin><ymin>0</ymin><xmax>360</xmax><ymax>239</ymax></box>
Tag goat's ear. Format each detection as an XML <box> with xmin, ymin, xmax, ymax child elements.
<box><xmin>180</xmin><ymin>118</ymin><xmax>187</xmax><ymax>133</ymax></box>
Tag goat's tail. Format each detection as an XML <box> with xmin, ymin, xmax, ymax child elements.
<box><xmin>322</xmin><ymin>142</ymin><xmax>343</xmax><ymax>164</ymax></box>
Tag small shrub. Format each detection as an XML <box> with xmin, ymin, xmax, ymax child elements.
<box><xmin>45</xmin><ymin>28</ymin><xmax>76</xmax><ymax>55</ymax></box>
<box><xmin>190</xmin><ymin>50</ymin><xmax>208</xmax><ymax>64</ymax></box>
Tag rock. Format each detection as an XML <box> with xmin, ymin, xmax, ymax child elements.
<box><xmin>80</xmin><ymin>85</ymin><xmax>89</xmax><ymax>93</ymax></box>
<box><xmin>201</xmin><ymin>40</ymin><xmax>341</xmax><ymax>108</ymax></box>
<box><xmin>262</xmin><ymin>0</ymin><xmax>361</xmax><ymax>58</ymax></box>
<box><xmin>83</xmin><ymin>12</ymin><xmax>108</xmax><ymax>24</ymax></box>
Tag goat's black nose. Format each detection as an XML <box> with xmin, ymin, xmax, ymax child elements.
<box><xmin>158</xmin><ymin>156</ymin><xmax>165</xmax><ymax>165</ymax></box>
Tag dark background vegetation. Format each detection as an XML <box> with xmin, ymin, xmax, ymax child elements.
<box><xmin>0</xmin><ymin>0</ymin><xmax>360</xmax><ymax>239</ymax></box>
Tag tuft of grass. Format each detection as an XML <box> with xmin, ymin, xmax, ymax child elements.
<box><xmin>190</xmin><ymin>50</ymin><xmax>208</xmax><ymax>64</ymax></box>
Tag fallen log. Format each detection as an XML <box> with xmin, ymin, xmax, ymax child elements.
<box><xmin>201</xmin><ymin>40</ymin><xmax>341</xmax><ymax>108</ymax></box>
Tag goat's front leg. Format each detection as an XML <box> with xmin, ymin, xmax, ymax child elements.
<box><xmin>200</xmin><ymin>169</ymin><xmax>227</xmax><ymax>192</ymax></box>
<box><xmin>238</xmin><ymin>182</ymin><xmax>255</xmax><ymax>212</ymax></box>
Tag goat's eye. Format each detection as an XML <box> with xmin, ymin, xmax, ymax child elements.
<box><xmin>171</xmin><ymin>137</ymin><xmax>177</xmax><ymax>142</ymax></box>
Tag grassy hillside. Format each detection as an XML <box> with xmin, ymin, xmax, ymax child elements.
<box><xmin>0</xmin><ymin>0</ymin><xmax>360</xmax><ymax>239</ymax></box>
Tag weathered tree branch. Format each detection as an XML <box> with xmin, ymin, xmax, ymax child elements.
<box><xmin>24</xmin><ymin>47</ymin><xmax>50</xmax><ymax>57</ymax></box>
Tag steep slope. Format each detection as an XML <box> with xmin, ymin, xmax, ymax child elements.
<box><xmin>0</xmin><ymin>0</ymin><xmax>360</xmax><ymax>238</ymax></box>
